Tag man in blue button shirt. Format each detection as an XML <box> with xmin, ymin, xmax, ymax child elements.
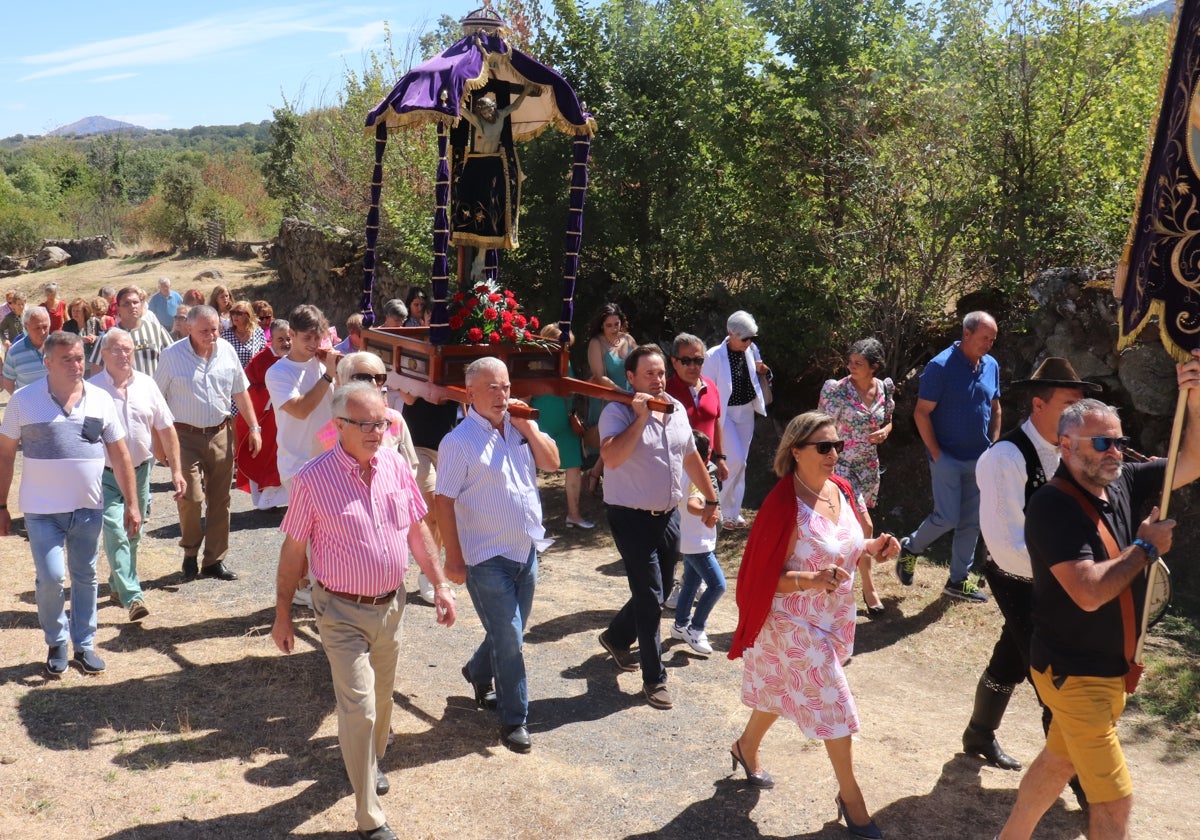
<box><xmin>896</xmin><ymin>311</ymin><xmax>1001</xmax><ymax>602</ymax></box>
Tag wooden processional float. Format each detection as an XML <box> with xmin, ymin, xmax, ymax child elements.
<box><xmin>355</xmin><ymin>7</ymin><xmax>671</xmax><ymax>415</ymax></box>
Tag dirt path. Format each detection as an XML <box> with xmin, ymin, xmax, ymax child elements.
<box><xmin>0</xmin><ymin>458</ymin><xmax>1195</xmax><ymax>839</ymax></box>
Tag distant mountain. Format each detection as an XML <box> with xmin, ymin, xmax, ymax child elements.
<box><xmin>47</xmin><ymin>116</ymin><xmax>145</xmax><ymax>137</ymax></box>
<box><xmin>1138</xmin><ymin>1</ymin><xmax>1175</xmax><ymax>19</ymax></box>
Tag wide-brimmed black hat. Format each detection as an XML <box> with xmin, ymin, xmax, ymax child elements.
<box><xmin>1011</xmin><ymin>357</ymin><xmax>1102</xmax><ymax>393</ymax></box>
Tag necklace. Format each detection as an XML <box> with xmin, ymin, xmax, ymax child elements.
<box><xmin>793</xmin><ymin>472</ymin><xmax>831</xmax><ymax>503</ymax></box>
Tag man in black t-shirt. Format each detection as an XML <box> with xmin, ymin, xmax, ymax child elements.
<box><xmin>997</xmin><ymin>368</ymin><xmax>1200</xmax><ymax>840</ymax></box>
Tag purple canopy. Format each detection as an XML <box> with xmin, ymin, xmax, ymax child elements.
<box><xmin>359</xmin><ymin>10</ymin><xmax>595</xmax><ymax>345</ymax></box>
<box><xmin>364</xmin><ymin>27</ymin><xmax>595</xmax><ymax>140</ymax></box>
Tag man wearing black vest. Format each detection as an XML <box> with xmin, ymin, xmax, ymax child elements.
<box><xmin>965</xmin><ymin>359</ymin><xmax>1096</xmax><ymax>772</ymax></box>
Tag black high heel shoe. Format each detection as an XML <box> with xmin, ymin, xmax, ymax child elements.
<box><xmin>835</xmin><ymin>796</ymin><xmax>882</xmax><ymax>839</ymax></box>
<box><xmin>729</xmin><ymin>739</ymin><xmax>774</xmax><ymax>788</ymax></box>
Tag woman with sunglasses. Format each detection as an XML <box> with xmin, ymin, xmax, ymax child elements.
<box><xmin>222</xmin><ymin>300</ymin><xmax>267</xmax><ymax>369</ymax></box>
<box><xmin>818</xmin><ymin>337</ymin><xmax>895</xmax><ymax>616</ymax></box>
<box><xmin>728</xmin><ymin>412</ymin><xmax>899</xmax><ymax>839</ymax></box>
<box><xmin>313</xmin><ymin>352</ymin><xmax>419</xmax><ymax>468</ymax></box>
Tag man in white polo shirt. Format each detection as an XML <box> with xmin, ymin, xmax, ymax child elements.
<box><xmin>154</xmin><ymin>305</ymin><xmax>261</xmax><ymax>582</ymax></box>
<box><xmin>0</xmin><ymin>331</ymin><xmax>142</xmax><ymax>676</ymax></box>
<box><xmin>91</xmin><ymin>328</ymin><xmax>188</xmax><ymax>622</ymax></box>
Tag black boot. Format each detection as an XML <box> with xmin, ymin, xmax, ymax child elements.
<box><xmin>962</xmin><ymin>674</ymin><xmax>1022</xmax><ymax>770</ymax></box>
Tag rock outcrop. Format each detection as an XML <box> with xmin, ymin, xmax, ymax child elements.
<box><xmin>26</xmin><ymin>246</ymin><xmax>71</xmax><ymax>271</ymax></box>
<box><xmin>42</xmin><ymin>235</ymin><xmax>115</xmax><ymax>264</ymax></box>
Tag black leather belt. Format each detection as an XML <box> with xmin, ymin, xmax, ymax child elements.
<box><xmin>609</xmin><ymin>504</ymin><xmax>675</xmax><ymax>517</ymax></box>
<box><xmin>176</xmin><ymin>419</ymin><xmax>229</xmax><ymax>435</ymax></box>
<box><xmin>321</xmin><ymin>585</ymin><xmax>398</xmax><ymax>606</ymax></box>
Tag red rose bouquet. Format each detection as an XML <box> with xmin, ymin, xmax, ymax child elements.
<box><xmin>448</xmin><ymin>280</ymin><xmax>542</xmax><ymax>346</ymax></box>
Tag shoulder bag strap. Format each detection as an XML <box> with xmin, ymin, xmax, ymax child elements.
<box><xmin>1047</xmin><ymin>477</ymin><xmax>1139</xmax><ymax>681</ymax></box>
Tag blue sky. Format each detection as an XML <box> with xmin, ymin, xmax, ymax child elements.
<box><xmin>0</xmin><ymin>1</ymin><xmax>479</xmax><ymax>138</ymax></box>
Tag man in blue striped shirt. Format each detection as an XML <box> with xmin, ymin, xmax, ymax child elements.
<box><xmin>1</xmin><ymin>306</ymin><xmax>51</xmax><ymax>393</ymax></box>
<box><xmin>436</xmin><ymin>357</ymin><xmax>558</xmax><ymax>754</ymax></box>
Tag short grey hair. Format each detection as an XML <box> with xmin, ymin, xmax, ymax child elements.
<box><xmin>1058</xmin><ymin>398</ymin><xmax>1120</xmax><ymax>438</ymax></box>
<box><xmin>158</xmin><ymin>276</ymin><xmax>172</xmax><ymax>288</ymax></box>
<box><xmin>43</xmin><ymin>330</ymin><xmax>82</xmax><ymax>355</ymax></box>
<box><xmin>726</xmin><ymin>310</ymin><xmax>758</xmax><ymax>340</ymax></box>
<box><xmin>382</xmin><ymin>299</ymin><xmax>408</xmax><ymax>322</ymax></box>
<box><xmin>101</xmin><ymin>327</ymin><xmax>132</xmax><ymax>351</ymax></box>
<box><xmin>336</xmin><ymin>351</ymin><xmax>385</xmax><ymax>385</ymax></box>
<box><xmin>187</xmin><ymin>304</ymin><xmax>218</xmax><ymax>325</ymax></box>
<box><xmin>672</xmin><ymin>332</ymin><xmax>705</xmax><ymax>356</ymax></box>
<box><xmin>331</xmin><ymin>381</ymin><xmax>385</xmax><ymax>416</ymax></box>
<box><xmin>464</xmin><ymin>356</ymin><xmax>507</xmax><ymax>387</ymax></box>
<box><xmin>963</xmin><ymin>311</ymin><xmax>995</xmax><ymax>332</ymax></box>
<box><xmin>23</xmin><ymin>305</ymin><xmax>49</xmax><ymax>326</ymax></box>
<box><xmin>271</xmin><ymin>318</ymin><xmax>290</xmax><ymax>335</ymax></box>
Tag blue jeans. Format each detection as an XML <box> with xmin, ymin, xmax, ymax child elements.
<box><xmin>102</xmin><ymin>460</ymin><xmax>153</xmax><ymax>607</ymax></box>
<box><xmin>674</xmin><ymin>551</ymin><xmax>726</xmax><ymax>631</ymax></box>
<box><xmin>25</xmin><ymin>508</ymin><xmax>104</xmax><ymax>650</ymax></box>
<box><xmin>907</xmin><ymin>452</ymin><xmax>981</xmax><ymax>584</ymax></box>
<box><xmin>464</xmin><ymin>549</ymin><xmax>538</xmax><ymax>726</ymax></box>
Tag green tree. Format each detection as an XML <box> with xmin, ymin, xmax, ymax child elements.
<box><xmin>155</xmin><ymin>161</ymin><xmax>204</xmax><ymax>247</ymax></box>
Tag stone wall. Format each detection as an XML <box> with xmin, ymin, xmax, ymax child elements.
<box><xmin>42</xmin><ymin>235</ymin><xmax>116</xmax><ymax>263</ymax></box>
<box><xmin>274</xmin><ymin>217</ymin><xmax>415</xmax><ymax>327</ymax></box>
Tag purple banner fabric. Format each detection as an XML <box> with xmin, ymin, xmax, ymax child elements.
<box><xmin>1117</xmin><ymin>1</ymin><xmax>1200</xmax><ymax>361</ymax></box>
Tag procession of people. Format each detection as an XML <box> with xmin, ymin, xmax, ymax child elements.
<box><xmin>0</xmin><ymin>283</ymin><xmax>1192</xmax><ymax>840</ymax></box>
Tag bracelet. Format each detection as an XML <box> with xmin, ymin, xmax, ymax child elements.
<box><xmin>435</xmin><ymin>582</ymin><xmax>453</xmax><ymax>590</ymax></box>
<box><xmin>793</xmin><ymin>573</ymin><xmax>801</xmax><ymax>592</ymax></box>
<box><xmin>321</xmin><ymin>373</ymin><xmax>333</xmax><ymax>384</ymax></box>
<box><xmin>711</xmin><ymin>454</ymin><xmax>727</xmax><ymax>461</ymax></box>
<box><xmin>703</xmin><ymin>499</ymin><xmax>719</xmax><ymax>506</ymax></box>
<box><xmin>1132</xmin><ymin>538</ymin><xmax>1159</xmax><ymax>564</ymax></box>
<box><xmin>249</xmin><ymin>426</ymin><xmax>262</xmax><ymax>432</ymax></box>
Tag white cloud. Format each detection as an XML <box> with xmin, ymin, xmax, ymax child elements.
<box><xmin>89</xmin><ymin>73</ymin><xmax>137</xmax><ymax>84</ymax></box>
<box><xmin>15</xmin><ymin>7</ymin><xmax>382</xmax><ymax>81</ymax></box>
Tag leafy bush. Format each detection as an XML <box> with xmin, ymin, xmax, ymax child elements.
<box><xmin>0</xmin><ymin>203</ymin><xmax>62</xmax><ymax>255</ymax></box>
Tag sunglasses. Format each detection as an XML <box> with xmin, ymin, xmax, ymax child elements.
<box><xmin>350</xmin><ymin>372</ymin><xmax>388</xmax><ymax>386</ymax></box>
<box><xmin>796</xmin><ymin>439</ymin><xmax>845</xmax><ymax>455</ymax></box>
<box><xmin>674</xmin><ymin>356</ymin><xmax>704</xmax><ymax>367</ymax></box>
<box><xmin>337</xmin><ymin>417</ymin><xmax>389</xmax><ymax>433</ymax></box>
<box><xmin>1069</xmin><ymin>435</ymin><xmax>1131</xmax><ymax>453</ymax></box>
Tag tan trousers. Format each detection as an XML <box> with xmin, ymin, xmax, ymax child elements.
<box><xmin>312</xmin><ymin>583</ymin><xmax>405</xmax><ymax>832</ymax></box>
<box><xmin>414</xmin><ymin>446</ymin><xmax>441</xmax><ymax>551</ymax></box>
<box><xmin>176</xmin><ymin>424</ymin><xmax>234</xmax><ymax>567</ymax></box>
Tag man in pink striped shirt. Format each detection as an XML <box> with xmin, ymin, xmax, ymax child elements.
<box><xmin>271</xmin><ymin>382</ymin><xmax>456</xmax><ymax>840</ymax></box>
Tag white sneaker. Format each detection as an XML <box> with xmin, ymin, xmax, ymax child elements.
<box><xmin>417</xmin><ymin>572</ymin><xmax>436</xmax><ymax>605</ymax></box>
<box><xmin>669</xmin><ymin>623</ymin><xmax>688</xmax><ymax>642</ymax></box>
<box><xmin>664</xmin><ymin>581</ymin><xmax>682</xmax><ymax>610</ymax></box>
<box><xmin>681</xmin><ymin>626</ymin><xmax>713</xmax><ymax>655</ymax></box>
<box><xmin>292</xmin><ymin>582</ymin><xmax>313</xmax><ymax>608</ymax></box>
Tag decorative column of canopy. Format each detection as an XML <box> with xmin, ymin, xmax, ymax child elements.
<box><xmin>558</xmin><ymin>132</ymin><xmax>592</xmax><ymax>345</ymax></box>
<box><xmin>429</xmin><ymin>122</ymin><xmax>452</xmax><ymax>345</ymax></box>
<box><xmin>360</xmin><ymin>123</ymin><xmax>388</xmax><ymax>328</ymax></box>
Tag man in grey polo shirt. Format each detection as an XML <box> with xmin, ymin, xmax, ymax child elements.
<box><xmin>154</xmin><ymin>305</ymin><xmax>261</xmax><ymax>582</ymax></box>
<box><xmin>0</xmin><ymin>331</ymin><xmax>141</xmax><ymax>675</ymax></box>
<box><xmin>90</xmin><ymin>286</ymin><xmax>174</xmax><ymax>377</ymax></box>
<box><xmin>596</xmin><ymin>344</ymin><xmax>720</xmax><ymax>710</ymax></box>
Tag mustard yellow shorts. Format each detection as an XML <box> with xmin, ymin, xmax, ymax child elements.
<box><xmin>1031</xmin><ymin>665</ymin><xmax>1132</xmax><ymax>804</ymax></box>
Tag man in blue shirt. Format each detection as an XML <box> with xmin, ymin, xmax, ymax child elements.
<box><xmin>146</xmin><ymin>277</ymin><xmax>183</xmax><ymax>331</ymax></box>
<box><xmin>896</xmin><ymin>311</ymin><xmax>1001</xmax><ymax>602</ymax></box>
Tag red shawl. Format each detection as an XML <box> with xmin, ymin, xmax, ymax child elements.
<box><xmin>728</xmin><ymin>473</ymin><xmax>860</xmax><ymax>660</ymax></box>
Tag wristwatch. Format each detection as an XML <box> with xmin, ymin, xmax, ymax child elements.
<box><xmin>711</xmin><ymin>454</ymin><xmax>727</xmax><ymax>461</ymax></box>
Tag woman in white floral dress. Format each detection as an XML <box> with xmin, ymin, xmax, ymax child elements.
<box><xmin>728</xmin><ymin>412</ymin><xmax>900</xmax><ymax>838</ymax></box>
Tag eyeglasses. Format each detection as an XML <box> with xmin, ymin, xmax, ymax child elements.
<box><xmin>1069</xmin><ymin>435</ymin><xmax>1131</xmax><ymax>453</ymax></box>
<box><xmin>350</xmin><ymin>372</ymin><xmax>388</xmax><ymax>386</ymax></box>
<box><xmin>337</xmin><ymin>417</ymin><xmax>389</xmax><ymax>433</ymax></box>
<box><xmin>796</xmin><ymin>440</ymin><xmax>845</xmax><ymax>455</ymax></box>
<box><xmin>674</xmin><ymin>356</ymin><xmax>704</xmax><ymax>367</ymax></box>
